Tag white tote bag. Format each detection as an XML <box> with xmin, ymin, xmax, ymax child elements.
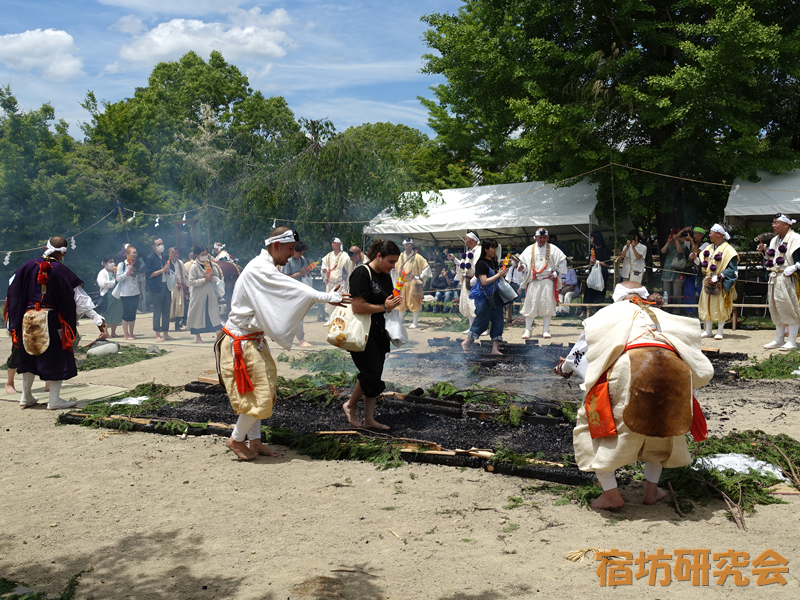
<box><xmin>111</xmin><ymin>282</ymin><xmax>122</xmax><ymax>299</ymax></box>
<box><xmin>587</xmin><ymin>262</ymin><xmax>605</xmax><ymax>292</ymax></box>
<box><xmin>326</xmin><ymin>265</ymin><xmax>372</xmax><ymax>352</ymax></box>
<box><xmin>385</xmin><ymin>309</ymin><xmax>408</xmax><ymax>348</ymax></box>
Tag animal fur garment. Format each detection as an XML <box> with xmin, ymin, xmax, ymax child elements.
<box><xmin>22</xmin><ymin>308</ymin><xmax>50</xmax><ymax>356</ymax></box>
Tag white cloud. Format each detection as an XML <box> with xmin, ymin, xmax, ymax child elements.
<box><xmin>0</xmin><ymin>29</ymin><xmax>84</xmax><ymax>82</ymax></box>
<box><xmin>246</xmin><ymin>63</ymin><xmax>274</xmax><ymax>80</ymax></box>
<box><xmin>292</xmin><ymin>98</ymin><xmax>430</xmax><ymax>130</ymax></box>
<box><xmin>111</xmin><ymin>15</ymin><xmax>146</xmax><ymax>36</ymax></box>
<box><xmin>113</xmin><ymin>9</ymin><xmax>291</xmax><ymax>68</ymax></box>
<box><xmin>97</xmin><ymin>0</ymin><xmax>242</xmax><ymax>16</ymax></box>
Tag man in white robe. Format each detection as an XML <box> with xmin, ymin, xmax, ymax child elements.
<box><xmin>321</xmin><ymin>237</ymin><xmax>353</xmax><ymax>323</ymax></box>
<box><xmin>518</xmin><ymin>228</ymin><xmax>567</xmax><ymax>339</ymax></box>
<box><xmin>447</xmin><ymin>231</ymin><xmax>482</xmax><ymax>332</ymax></box>
<box><xmin>759</xmin><ymin>214</ymin><xmax>800</xmax><ymax>350</ymax></box>
<box><xmin>216</xmin><ymin>228</ymin><xmax>349</xmax><ymax>460</ymax></box>
<box><xmin>554</xmin><ymin>282</ymin><xmax>713</xmax><ymax>509</ymax></box>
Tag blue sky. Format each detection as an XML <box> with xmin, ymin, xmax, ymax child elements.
<box><xmin>0</xmin><ymin>0</ymin><xmax>463</xmax><ymax>138</ymax></box>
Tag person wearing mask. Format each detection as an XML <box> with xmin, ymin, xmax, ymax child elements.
<box><xmin>281</xmin><ymin>241</ymin><xmax>314</xmax><ymax>347</ymax></box>
<box><xmin>96</xmin><ymin>256</ymin><xmax>122</xmax><ymax>338</ymax></box>
<box><xmin>145</xmin><ymin>237</ymin><xmax>176</xmax><ymax>343</ymax></box>
<box><xmin>187</xmin><ymin>245</ymin><xmax>223</xmax><ymax>343</ymax></box>
<box><xmin>342</xmin><ymin>240</ymin><xmax>403</xmax><ymax>430</ymax></box>
<box><xmin>116</xmin><ymin>245</ymin><xmax>143</xmax><ymax>340</ymax></box>
<box><xmin>168</xmin><ymin>247</ymin><xmax>188</xmax><ymax>332</ymax></box>
<box><xmin>461</xmin><ymin>239</ymin><xmax>508</xmax><ymax>355</ymax></box>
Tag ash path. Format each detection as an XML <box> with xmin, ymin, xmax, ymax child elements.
<box><xmin>152</xmin><ymin>392</ymin><xmax>576</xmax><ymax>460</ymax></box>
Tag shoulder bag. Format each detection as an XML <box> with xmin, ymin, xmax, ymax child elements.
<box><xmin>326</xmin><ymin>265</ymin><xmax>373</xmax><ymax>352</ymax></box>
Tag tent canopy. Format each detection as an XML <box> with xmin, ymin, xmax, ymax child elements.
<box><xmin>364</xmin><ymin>180</ymin><xmax>602</xmax><ymax>246</ymax></box>
<box><xmin>725</xmin><ymin>170</ymin><xmax>800</xmax><ymax>229</ymax></box>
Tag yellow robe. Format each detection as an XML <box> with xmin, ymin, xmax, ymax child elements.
<box><xmin>396</xmin><ymin>252</ymin><xmax>428</xmax><ymax>312</ymax></box>
<box><xmin>698</xmin><ymin>242</ymin><xmax>738</xmax><ymax>323</ymax></box>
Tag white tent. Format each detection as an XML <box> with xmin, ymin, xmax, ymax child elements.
<box><xmin>364</xmin><ymin>180</ymin><xmax>603</xmax><ymax>245</ymax></box>
<box><xmin>725</xmin><ymin>170</ymin><xmax>800</xmax><ymax>229</ymax></box>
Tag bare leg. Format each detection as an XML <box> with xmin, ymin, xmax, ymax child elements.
<box><xmin>490</xmin><ymin>340</ymin><xmax>503</xmax><ymax>355</ymax></box>
<box><xmin>162</xmin><ymin>332</ymin><xmax>176</xmax><ymax>341</ymax></box>
<box><xmin>297</xmin><ymin>339</ymin><xmax>313</xmax><ymax>348</ymax></box>
<box><xmin>343</xmin><ymin>381</ymin><xmax>364</xmax><ymax>427</ymax></box>
<box><xmin>248</xmin><ymin>439</ymin><xmax>278</xmax><ymax>457</ymax></box>
<box><xmin>363</xmin><ymin>396</ymin><xmax>389</xmax><ymax>430</ymax></box>
<box><xmin>590</xmin><ymin>488</ymin><xmax>625</xmax><ymax>509</ymax></box>
<box><xmin>461</xmin><ymin>336</ymin><xmax>473</xmax><ymax>352</ymax></box>
<box><xmin>6</xmin><ymin>368</ymin><xmax>16</xmax><ymax>394</ymax></box>
<box><xmin>226</xmin><ymin>437</ymin><xmax>257</xmax><ymax>460</ymax></box>
<box><xmin>195</xmin><ymin>334</ymin><xmax>204</xmax><ymax>344</ymax></box>
<box><xmin>643</xmin><ymin>481</ymin><xmax>668</xmax><ymax>505</ymax></box>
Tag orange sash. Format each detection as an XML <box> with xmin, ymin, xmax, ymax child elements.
<box><xmin>222</xmin><ymin>327</ymin><xmax>264</xmax><ymax>394</ymax></box>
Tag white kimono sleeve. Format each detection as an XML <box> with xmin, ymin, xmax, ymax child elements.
<box><xmin>561</xmin><ymin>331</ymin><xmax>588</xmax><ymax>384</ymax></box>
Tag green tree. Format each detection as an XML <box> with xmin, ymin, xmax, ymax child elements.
<box><xmin>421</xmin><ymin>1</ymin><xmax>800</xmax><ymax>243</ymax></box>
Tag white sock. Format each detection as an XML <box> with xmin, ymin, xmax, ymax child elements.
<box><xmin>704</xmin><ymin>321</ymin><xmax>713</xmax><ymax>336</ymax></box>
<box><xmin>595</xmin><ymin>470</ymin><xmax>618</xmax><ymax>491</ymax></box>
<box><xmin>246</xmin><ymin>419</ymin><xmax>262</xmax><ymax>441</ymax></box>
<box><xmin>48</xmin><ymin>380</ymin><xmax>63</xmax><ymax>405</ymax></box>
<box><xmin>542</xmin><ymin>316</ymin><xmax>551</xmax><ymax>333</ymax></box>
<box><xmin>788</xmin><ymin>324</ymin><xmax>799</xmax><ymax>345</ymax></box>
<box><xmin>232</xmin><ymin>414</ymin><xmax>259</xmax><ymax>442</ymax></box>
<box><xmin>774</xmin><ymin>326</ymin><xmax>785</xmax><ymax>345</ymax></box>
<box><xmin>21</xmin><ymin>372</ymin><xmax>36</xmax><ymax>401</ymax></box>
<box><xmin>412</xmin><ymin>312</ymin><xmax>420</xmax><ymax>326</ymax></box>
<box><xmin>644</xmin><ymin>462</ymin><xmax>663</xmax><ymax>484</ymax></box>
<box><xmin>525</xmin><ymin>317</ymin><xmax>534</xmax><ymax>330</ymax></box>
<box><xmin>717</xmin><ymin>322</ymin><xmax>724</xmax><ymax>337</ymax></box>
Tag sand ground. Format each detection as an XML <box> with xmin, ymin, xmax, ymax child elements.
<box><xmin>1</xmin><ymin>311</ymin><xmax>799</xmax><ymax>599</ymax></box>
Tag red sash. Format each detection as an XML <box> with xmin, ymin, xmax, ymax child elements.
<box><xmin>222</xmin><ymin>327</ymin><xmax>264</xmax><ymax>394</ymax></box>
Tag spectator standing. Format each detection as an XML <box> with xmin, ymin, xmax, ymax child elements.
<box><xmin>116</xmin><ymin>245</ymin><xmax>142</xmax><ymax>340</ymax></box>
<box><xmin>462</xmin><ymin>239</ymin><xmax>508</xmax><ymax>354</ymax></box>
<box><xmin>145</xmin><ymin>237</ymin><xmax>176</xmax><ymax>343</ymax></box>
<box><xmin>187</xmin><ymin>245</ymin><xmax>223</xmax><ymax>343</ymax></box>
<box><xmin>618</xmin><ymin>230</ymin><xmax>647</xmax><ymax>283</ymax></box>
<box><xmin>660</xmin><ymin>227</ymin><xmax>691</xmax><ymax>313</ymax></box>
<box><xmin>504</xmin><ymin>251</ymin><xmax>524</xmax><ymax>320</ymax></box>
<box><xmin>580</xmin><ymin>232</ymin><xmax>611</xmax><ymax>318</ymax></box>
<box><xmin>96</xmin><ymin>256</ymin><xmax>122</xmax><ymax>337</ymax></box>
<box><xmin>430</xmin><ymin>262</ymin><xmax>455</xmax><ymax>313</ymax></box>
<box><xmin>168</xmin><ymin>247</ymin><xmax>188</xmax><ymax>331</ymax></box>
<box><xmin>683</xmin><ymin>227</ymin><xmax>709</xmax><ymax>316</ymax></box>
<box><xmin>281</xmin><ymin>241</ymin><xmax>314</xmax><ymax>347</ymax></box>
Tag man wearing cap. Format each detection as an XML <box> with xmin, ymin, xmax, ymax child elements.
<box><xmin>554</xmin><ymin>281</ymin><xmax>713</xmax><ymax>509</ymax></box>
<box><xmin>447</xmin><ymin>231</ymin><xmax>482</xmax><ymax>331</ymax></box>
<box><xmin>217</xmin><ymin>227</ymin><xmax>350</xmax><ymax>460</ymax></box>
<box><xmin>518</xmin><ymin>228</ymin><xmax>567</xmax><ymax>339</ymax></box>
<box><xmin>618</xmin><ymin>230</ymin><xmax>647</xmax><ymax>284</ymax></box>
<box><xmin>683</xmin><ymin>227</ymin><xmax>709</xmax><ymax>316</ymax></box>
<box><xmin>321</xmin><ymin>238</ymin><xmax>353</xmax><ymax>324</ymax></box>
<box><xmin>396</xmin><ymin>238</ymin><xmax>430</xmax><ymax>328</ymax></box>
<box><xmin>758</xmin><ymin>214</ymin><xmax>800</xmax><ymax>350</ymax></box>
<box><xmin>7</xmin><ymin>236</ymin><xmax>107</xmax><ymax>410</ymax></box>
<box><xmin>690</xmin><ymin>224</ymin><xmax>738</xmax><ymax>340</ymax></box>
<box><xmin>213</xmin><ymin>242</ymin><xmax>232</xmax><ymax>262</ymax></box>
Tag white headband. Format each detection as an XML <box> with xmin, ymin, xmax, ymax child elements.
<box><xmin>331</xmin><ymin>237</ymin><xmax>342</xmax><ymax>245</ymax></box>
<box><xmin>403</xmin><ymin>238</ymin><xmax>413</xmax><ymax>245</ymax></box>
<box><xmin>612</xmin><ymin>283</ymin><xmax>649</xmax><ymax>303</ymax></box>
<box><xmin>710</xmin><ymin>223</ymin><xmax>730</xmax><ymax>241</ymax></box>
<box><xmin>214</xmin><ymin>243</ymin><xmax>225</xmax><ymax>250</ymax></box>
<box><xmin>465</xmin><ymin>232</ymin><xmax>480</xmax><ymax>243</ymax></box>
<box><xmin>43</xmin><ymin>240</ymin><xmax>67</xmax><ymax>257</ymax></box>
<box><xmin>264</xmin><ymin>230</ymin><xmax>297</xmax><ymax>246</ymax></box>
<box><xmin>536</xmin><ymin>228</ymin><xmax>548</xmax><ymax>236</ymax></box>
<box><xmin>777</xmin><ymin>214</ymin><xmax>797</xmax><ymax>225</ymax></box>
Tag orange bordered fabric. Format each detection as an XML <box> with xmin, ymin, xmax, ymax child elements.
<box><xmin>585</xmin><ymin>371</ymin><xmax>617</xmax><ymax>439</ymax></box>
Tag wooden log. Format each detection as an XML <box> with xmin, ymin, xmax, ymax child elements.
<box><xmin>197</xmin><ymin>375</ymin><xmax>220</xmax><ymax>385</ymax></box>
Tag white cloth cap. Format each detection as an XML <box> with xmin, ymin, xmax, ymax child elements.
<box><xmin>612</xmin><ymin>283</ymin><xmax>649</xmax><ymax>303</ymax></box>
<box><xmin>214</xmin><ymin>243</ymin><xmax>225</xmax><ymax>250</ymax></box>
<box><xmin>44</xmin><ymin>239</ymin><xmax>67</xmax><ymax>257</ymax></box>
<box><xmin>264</xmin><ymin>230</ymin><xmax>297</xmax><ymax>246</ymax></box>
<box><xmin>403</xmin><ymin>238</ymin><xmax>413</xmax><ymax>245</ymax></box>
<box><xmin>710</xmin><ymin>223</ymin><xmax>731</xmax><ymax>241</ymax></box>
<box><xmin>776</xmin><ymin>214</ymin><xmax>797</xmax><ymax>225</ymax></box>
<box><xmin>466</xmin><ymin>232</ymin><xmax>480</xmax><ymax>243</ymax></box>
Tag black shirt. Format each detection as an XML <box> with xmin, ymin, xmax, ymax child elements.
<box><xmin>348</xmin><ymin>264</ymin><xmax>394</xmax><ymax>334</ymax></box>
<box><xmin>144</xmin><ymin>251</ymin><xmax>170</xmax><ymax>293</ymax></box>
<box><xmin>475</xmin><ymin>257</ymin><xmax>499</xmax><ymax>278</ymax></box>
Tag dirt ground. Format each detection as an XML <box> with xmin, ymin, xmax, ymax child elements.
<box><xmin>1</xmin><ymin>312</ymin><xmax>799</xmax><ymax>599</ymax></box>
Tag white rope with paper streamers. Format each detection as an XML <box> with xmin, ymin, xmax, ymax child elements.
<box><xmin>126</xmin><ymin>211</ymin><xmax>136</xmax><ymax>223</ymax></box>
<box><xmin>3</xmin><ymin>252</ymin><xmax>10</xmax><ymax>266</ymax></box>
<box><xmin>154</xmin><ymin>214</ymin><xmax>160</xmax><ymax>227</ymax></box>
<box><xmin>70</xmin><ymin>237</ymin><xmax>76</xmax><ymax>250</ymax></box>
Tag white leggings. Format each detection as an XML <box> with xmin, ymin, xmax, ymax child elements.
<box><xmin>595</xmin><ymin>462</ymin><xmax>663</xmax><ymax>491</ymax></box>
<box><xmin>232</xmin><ymin>414</ymin><xmax>262</xmax><ymax>442</ymax></box>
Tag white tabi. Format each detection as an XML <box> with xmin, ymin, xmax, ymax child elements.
<box><xmin>519</xmin><ymin>243</ymin><xmax>567</xmax><ymax>317</ymax></box>
<box><xmin>571</xmin><ymin>301</ymin><xmax>713</xmax><ymax>473</ymax></box>
<box><xmin>218</xmin><ymin>250</ymin><xmax>342</xmax><ymax>421</ymax></box>
<box><xmin>453</xmin><ymin>246</ymin><xmax>481</xmax><ymax>319</ymax></box>
<box><xmin>322</xmin><ymin>250</ymin><xmax>353</xmax><ymax>316</ymax></box>
<box><xmin>767</xmin><ymin>229</ymin><xmax>800</xmax><ymax>326</ymax></box>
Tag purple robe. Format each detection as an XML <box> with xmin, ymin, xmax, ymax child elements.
<box><xmin>7</xmin><ymin>257</ymin><xmax>83</xmax><ymax>380</ymax></box>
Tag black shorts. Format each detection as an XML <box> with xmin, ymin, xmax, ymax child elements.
<box><xmin>349</xmin><ymin>333</ymin><xmax>389</xmax><ymax>398</ymax></box>
<box><xmin>121</xmin><ymin>295</ymin><xmax>139</xmax><ymax>321</ymax></box>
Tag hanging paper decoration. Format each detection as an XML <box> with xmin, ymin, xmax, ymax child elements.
<box><xmin>182</xmin><ymin>213</ymin><xmax>187</xmax><ymax>223</ymax></box>
<box><xmin>272</xmin><ymin>219</ymin><xmax>277</xmax><ymax>228</ymax></box>
<box><xmin>126</xmin><ymin>211</ymin><xmax>136</xmax><ymax>223</ymax></box>
<box><xmin>155</xmin><ymin>214</ymin><xmax>160</xmax><ymax>227</ymax></box>
<box><xmin>3</xmin><ymin>252</ymin><xmax>10</xmax><ymax>266</ymax></box>
<box><xmin>70</xmin><ymin>237</ymin><xmax>76</xmax><ymax>250</ymax></box>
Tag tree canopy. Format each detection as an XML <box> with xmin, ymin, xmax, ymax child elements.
<box><xmin>421</xmin><ymin>0</ymin><xmax>800</xmax><ymax>241</ymax></box>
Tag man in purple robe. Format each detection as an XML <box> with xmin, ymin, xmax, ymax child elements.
<box><xmin>6</xmin><ymin>236</ymin><xmax>106</xmax><ymax>410</ymax></box>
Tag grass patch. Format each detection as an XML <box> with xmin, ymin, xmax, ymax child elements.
<box><xmin>76</xmin><ymin>382</ymin><xmax>183</xmax><ymax>429</ymax></box>
<box><xmin>500</xmin><ymin>523</ymin><xmax>519</xmax><ymax>533</ymax></box>
<box><xmin>0</xmin><ymin>571</ymin><xmax>83</xmax><ymax>600</ymax></box>
<box><xmin>733</xmin><ymin>350</ymin><xmax>800</xmax><ymax>379</ymax></box>
<box><xmin>280</xmin><ymin>349</ymin><xmax>356</xmax><ymax>373</ymax></box>
<box><xmin>431</xmin><ymin>314</ymin><xmax>469</xmax><ymax>332</ymax></box>
<box><xmin>78</xmin><ymin>345</ymin><xmax>168</xmax><ymax>372</ymax></box>
<box><xmin>275</xmin><ymin>371</ymin><xmax>357</xmax><ymax>406</ymax></box>
<box><xmin>493</xmin><ymin>443</ymin><xmax>547</xmax><ymax>467</ymax></box>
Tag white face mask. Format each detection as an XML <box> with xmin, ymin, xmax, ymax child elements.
<box><xmin>155</xmin><ymin>244</ymin><xmax>165</xmax><ymax>253</ymax></box>
<box><xmin>198</xmin><ymin>255</ymin><xmax>209</xmax><ymax>263</ymax></box>
<box><xmin>105</xmin><ymin>263</ymin><xmax>115</xmax><ymax>271</ymax></box>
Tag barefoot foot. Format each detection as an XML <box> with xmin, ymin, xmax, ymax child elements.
<box><xmin>162</xmin><ymin>334</ymin><xmax>176</xmax><ymax>341</ymax></box>
<box><xmin>298</xmin><ymin>340</ymin><xmax>313</xmax><ymax>348</ymax></box>
<box><xmin>363</xmin><ymin>419</ymin><xmax>390</xmax><ymax>431</ymax></box>
<box><xmin>342</xmin><ymin>401</ymin><xmax>362</xmax><ymax>427</ymax></box>
<box><xmin>248</xmin><ymin>440</ymin><xmax>279</xmax><ymax>457</ymax></box>
<box><xmin>643</xmin><ymin>481</ymin><xmax>669</xmax><ymax>505</ymax></box>
<box><xmin>5</xmin><ymin>384</ymin><xmax>17</xmax><ymax>394</ymax></box>
<box><xmin>226</xmin><ymin>437</ymin><xmax>257</xmax><ymax>460</ymax></box>
<box><xmin>589</xmin><ymin>489</ymin><xmax>625</xmax><ymax>510</ymax></box>
<box><xmin>461</xmin><ymin>340</ymin><xmax>472</xmax><ymax>351</ymax></box>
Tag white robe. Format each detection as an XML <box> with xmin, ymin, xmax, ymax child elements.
<box><xmin>225</xmin><ymin>250</ymin><xmax>342</xmax><ymax>350</ymax></box>
<box><xmin>519</xmin><ymin>243</ymin><xmax>567</xmax><ymax>317</ymax></box>
<box><xmin>187</xmin><ymin>261</ymin><xmax>222</xmax><ymax>331</ymax></box>
<box><xmin>767</xmin><ymin>229</ymin><xmax>800</xmax><ymax>326</ymax></box>
<box><xmin>453</xmin><ymin>245</ymin><xmax>481</xmax><ymax>319</ymax></box>
<box><xmin>322</xmin><ymin>250</ymin><xmax>353</xmax><ymax>314</ymax></box>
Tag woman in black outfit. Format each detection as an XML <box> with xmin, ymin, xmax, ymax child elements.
<box><xmin>581</xmin><ymin>231</ymin><xmax>612</xmax><ymax>318</ymax></box>
<box><xmin>342</xmin><ymin>240</ymin><xmax>403</xmax><ymax>430</ymax></box>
